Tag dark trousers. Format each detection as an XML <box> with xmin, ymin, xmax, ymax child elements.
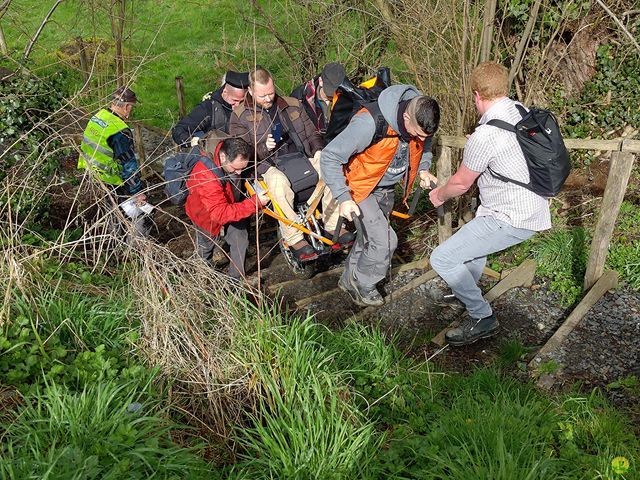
<box><xmin>194</xmin><ymin>220</ymin><xmax>249</xmax><ymax>279</ymax></box>
<box><xmin>345</xmin><ymin>187</ymin><xmax>397</xmax><ymax>288</ymax></box>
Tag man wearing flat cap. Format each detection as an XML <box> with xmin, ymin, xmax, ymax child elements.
<box><xmin>79</xmin><ymin>86</ymin><xmax>145</xmax><ymax>204</ymax></box>
<box><xmin>172</xmin><ymin>70</ymin><xmax>249</xmax><ymax>147</ymax></box>
<box><xmin>290</xmin><ymin>62</ymin><xmax>346</xmax><ymax>137</ymax></box>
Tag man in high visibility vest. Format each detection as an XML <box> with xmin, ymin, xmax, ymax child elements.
<box><xmin>78</xmin><ymin>86</ymin><xmax>148</xmax><ymax>233</ymax></box>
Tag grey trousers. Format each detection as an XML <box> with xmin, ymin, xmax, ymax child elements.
<box><xmin>194</xmin><ymin>220</ymin><xmax>249</xmax><ymax>279</ymax></box>
<box><xmin>430</xmin><ymin>215</ymin><xmax>535</xmax><ymax>319</ymax></box>
<box><xmin>345</xmin><ymin>187</ymin><xmax>397</xmax><ymax>289</ymax></box>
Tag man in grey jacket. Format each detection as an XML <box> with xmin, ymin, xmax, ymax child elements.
<box><xmin>321</xmin><ymin>85</ymin><xmax>440</xmax><ymax>306</ymax></box>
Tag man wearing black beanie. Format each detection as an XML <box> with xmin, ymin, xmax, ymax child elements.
<box><xmin>172</xmin><ymin>70</ymin><xmax>249</xmax><ymax>147</ymax></box>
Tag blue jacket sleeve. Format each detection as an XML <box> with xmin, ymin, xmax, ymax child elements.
<box><xmin>108</xmin><ymin>129</ymin><xmax>142</xmax><ymax>195</ymax></box>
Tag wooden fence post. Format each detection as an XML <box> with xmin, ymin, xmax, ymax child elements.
<box><xmin>133</xmin><ymin>124</ymin><xmax>146</xmax><ymax>165</ymax></box>
<box><xmin>437</xmin><ymin>145</ymin><xmax>453</xmax><ymax>243</ymax></box>
<box><xmin>175</xmin><ymin>76</ymin><xmax>186</xmax><ymax>118</ymax></box>
<box><xmin>583</xmin><ymin>151</ymin><xmax>635</xmax><ymax>291</ymax></box>
<box><xmin>76</xmin><ymin>37</ymin><xmax>89</xmax><ymax>82</ymax></box>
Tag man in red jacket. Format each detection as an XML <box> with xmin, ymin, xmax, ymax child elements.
<box><xmin>186</xmin><ymin>136</ymin><xmax>268</xmax><ymax>279</ymax></box>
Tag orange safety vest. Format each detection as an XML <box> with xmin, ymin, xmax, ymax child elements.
<box><xmin>344</xmin><ymin>116</ymin><xmax>424</xmax><ymax>204</ymax></box>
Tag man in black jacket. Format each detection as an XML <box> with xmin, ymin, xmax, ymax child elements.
<box><xmin>171</xmin><ymin>70</ymin><xmax>249</xmax><ymax>147</ymax></box>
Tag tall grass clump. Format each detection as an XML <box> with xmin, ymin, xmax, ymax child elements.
<box><xmin>0</xmin><ymin>379</ymin><xmax>210</xmax><ymax>479</ymax></box>
<box><xmin>369</xmin><ymin>368</ymin><xmax>640</xmax><ymax>479</ymax></box>
<box><xmin>531</xmin><ymin>227</ymin><xmax>589</xmax><ymax>306</ymax></box>
<box><xmin>229</xmin><ymin>305</ymin><xmax>381</xmax><ymax>479</ymax></box>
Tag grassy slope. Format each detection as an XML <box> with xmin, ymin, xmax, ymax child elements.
<box><xmin>3</xmin><ymin>0</ymin><xmax>289</xmax><ymax>128</ymax></box>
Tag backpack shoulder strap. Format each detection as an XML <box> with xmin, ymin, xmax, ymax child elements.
<box><xmin>199</xmin><ymin>155</ymin><xmax>228</xmax><ymax>186</ymax></box>
<box><xmin>515</xmin><ymin>103</ymin><xmax>528</xmax><ymax>118</ymax></box>
<box><xmin>280</xmin><ymin>108</ymin><xmax>306</xmax><ymax>154</ymax></box>
<box><xmin>486</xmin><ymin>119</ymin><xmax>516</xmax><ymax>132</ymax></box>
<box><xmin>362</xmin><ymin>101</ymin><xmax>396</xmax><ymax>144</ymax></box>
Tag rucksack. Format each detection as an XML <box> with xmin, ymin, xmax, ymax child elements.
<box><xmin>324</xmin><ymin>67</ymin><xmax>393</xmax><ymax>144</ymax></box>
<box><xmin>486</xmin><ymin>104</ymin><xmax>571</xmax><ymax>197</ymax></box>
<box><xmin>163</xmin><ymin>147</ymin><xmax>226</xmax><ymax>205</ymax></box>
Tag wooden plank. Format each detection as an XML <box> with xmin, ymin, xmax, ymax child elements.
<box><xmin>431</xmin><ymin>259</ymin><xmax>537</xmax><ymax>346</ymax></box>
<box><xmin>482</xmin><ymin>266</ymin><xmax>501</xmax><ymax>280</ymax></box>
<box><xmin>531</xmin><ymin>270</ymin><xmax>618</xmax><ymax>372</ymax></box>
<box><xmin>289</xmin><ymin>257</ymin><xmax>431</xmax><ymax>304</ymax></box>
<box><xmin>437</xmin><ymin>136</ymin><xmax>624</xmax><ymax>152</ymax></box>
<box><xmin>345</xmin><ymin>269</ymin><xmax>439</xmax><ymax>323</ymax></box>
<box><xmin>622</xmin><ymin>139</ymin><xmax>640</xmax><ymax>153</ymax></box>
<box><xmin>175</xmin><ymin>76</ymin><xmax>186</xmax><ymax>118</ymax></box>
<box><xmin>583</xmin><ymin>152</ymin><xmax>635</xmax><ymax>291</ymax></box>
<box><xmin>439</xmin><ymin>135</ymin><xmax>467</xmax><ymax>149</ymax></box>
<box><xmin>563</xmin><ymin>138</ymin><xmax>622</xmax><ymax>151</ymax></box>
<box><xmin>436</xmin><ymin>146</ymin><xmax>453</xmax><ymax>243</ymax></box>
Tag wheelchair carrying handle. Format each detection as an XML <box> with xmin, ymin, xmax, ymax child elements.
<box><xmin>430</xmin><ymin>181</ymin><xmax>445</xmax><ymax>219</ymax></box>
<box><xmin>332</xmin><ymin>216</ymin><xmax>345</xmax><ymax>244</ymax></box>
<box><xmin>352</xmin><ymin>213</ymin><xmax>369</xmax><ymax>248</ymax></box>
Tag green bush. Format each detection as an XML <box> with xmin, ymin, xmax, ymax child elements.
<box><xmin>0</xmin><ymin>73</ymin><xmax>72</xmax><ymax>221</ymax></box>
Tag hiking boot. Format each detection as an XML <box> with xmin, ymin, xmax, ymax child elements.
<box><xmin>445</xmin><ymin>314</ymin><xmax>499</xmax><ymax>346</ymax></box>
<box><xmin>289</xmin><ymin>240</ymin><xmax>318</xmax><ymax>262</ymax></box>
<box><xmin>211</xmin><ymin>247</ymin><xmax>229</xmax><ymax>266</ymax></box>
<box><xmin>338</xmin><ymin>271</ymin><xmax>384</xmax><ymax>307</ymax></box>
<box><xmin>325</xmin><ymin>227</ymin><xmax>355</xmax><ymax>245</ymax></box>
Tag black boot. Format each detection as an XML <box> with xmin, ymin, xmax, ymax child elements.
<box><xmin>445</xmin><ymin>314</ymin><xmax>499</xmax><ymax>346</ymax></box>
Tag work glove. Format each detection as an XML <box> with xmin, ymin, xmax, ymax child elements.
<box><xmin>339</xmin><ymin>200</ymin><xmax>360</xmax><ymax>222</ymax></box>
<box><xmin>256</xmin><ymin>190</ymin><xmax>270</xmax><ymax>206</ymax></box>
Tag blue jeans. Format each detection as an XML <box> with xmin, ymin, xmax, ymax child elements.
<box><xmin>430</xmin><ymin>215</ymin><xmax>535</xmax><ymax>319</ymax></box>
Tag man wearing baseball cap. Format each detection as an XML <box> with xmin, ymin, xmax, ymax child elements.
<box><xmin>290</xmin><ymin>62</ymin><xmax>346</xmax><ymax>136</ymax></box>
<box><xmin>172</xmin><ymin>69</ymin><xmax>249</xmax><ymax>147</ymax></box>
<box><xmin>78</xmin><ymin>85</ymin><xmax>149</xmax><ymax>236</ymax></box>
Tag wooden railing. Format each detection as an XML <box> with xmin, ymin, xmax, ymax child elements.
<box><xmin>434</xmin><ymin>136</ymin><xmax>638</xmax><ymax>292</ymax></box>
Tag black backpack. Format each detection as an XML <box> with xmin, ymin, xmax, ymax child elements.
<box><xmin>486</xmin><ymin>104</ymin><xmax>571</xmax><ymax>197</ymax></box>
<box><xmin>324</xmin><ymin>67</ymin><xmax>393</xmax><ymax>144</ymax></box>
<box><xmin>163</xmin><ymin>147</ymin><xmax>226</xmax><ymax>205</ymax></box>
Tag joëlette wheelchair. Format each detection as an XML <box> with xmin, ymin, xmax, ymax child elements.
<box><xmin>246</xmin><ymin>177</ymin><xmax>353</xmax><ymax>279</ymax></box>
<box><xmin>245</xmin><ymin>174</ymin><xmax>440</xmax><ymax>279</ymax></box>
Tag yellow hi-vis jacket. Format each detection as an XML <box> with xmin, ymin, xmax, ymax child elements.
<box><xmin>78</xmin><ymin>109</ymin><xmax>129</xmax><ymax>186</ymax></box>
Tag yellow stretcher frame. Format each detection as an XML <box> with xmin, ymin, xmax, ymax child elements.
<box><xmin>245</xmin><ymin>180</ymin><xmax>417</xmax><ymax>246</ymax></box>
<box><xmin>245</xmin><ymin>180</ymin><xmax>337</xmax><ymax>247</ymax></box>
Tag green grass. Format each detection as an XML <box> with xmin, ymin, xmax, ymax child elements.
<box><xmin>0</xmin><ymin>379</ymin><xmax>210</xmax><ymax>479</ymax></box>
<box><xmin>230</xmin><ymin>305</ymin><xmax>381</xmax><ymax>479</ymax></box>
<box><xmin>369</xmin><ymin>369</ymin><xmax>640</xmax><ymax>479</ymax></box>
<box><xmin>1</xmin><ymin>0</ymin><xmax>299</xmax><ymax>128</ymax></box>
<box><xmin>1</xmin><ymin>253</ymin><xmax>639</xmax><ymax>479</ymax></box>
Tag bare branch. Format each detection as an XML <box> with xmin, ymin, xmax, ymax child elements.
<box><xmin>21</xmin><ymin>0</ymin><xmax>64</xmax><ymax>63</ymax></box>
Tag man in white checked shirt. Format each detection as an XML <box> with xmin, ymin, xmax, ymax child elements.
<box><xmin>428</xmin><ymin>62</ymin><xmax>551</xmax><ymax>346</ymax></box>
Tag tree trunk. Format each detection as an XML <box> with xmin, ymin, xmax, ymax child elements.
<box><xmin>22</xmin><ymin>0</ymin><xmax>64</xmax><ymax>63</ymax></box>
<box><xmin>479</xmin><ymin>0</ymin><xmax>497</xmax><ymax>62</ymax></box>
<box><xmin>0</xmin><ymin>23</ymin><xmax>7</xmax><ymax>56</ymax></box>
<box><xmin>110</xmin><ymin>0</ymin><xmax>126</xmax><ymax>86</ymax></box>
